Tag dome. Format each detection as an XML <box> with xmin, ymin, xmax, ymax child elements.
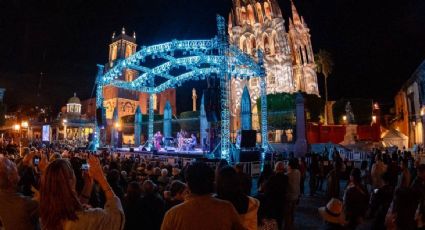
<box><xmin>67</xmin><ymin>93</ymin><xmax>81</xmax><ymax>105</ymax></box>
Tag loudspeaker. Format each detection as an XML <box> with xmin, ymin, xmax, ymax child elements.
<box><xmin>239</xmin><ymin>150</ymin><xmax>261</xmax><ymax>162</ymax></box>
<box><xmin>241</xmin><ymin>130</ymin><xmax>256</xmax><ymax>148</ymax></box>
<box><xmin>129</xmin><ymin>147</ymin><xmax>134</xmax><ymax>152</ymax></box>
<box><xmin>96</xmin><ymin>108</ymin><xmax>104</xmax><ymax>127</ymax></box>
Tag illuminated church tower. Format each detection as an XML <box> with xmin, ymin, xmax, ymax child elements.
<box><xmin>287</xmin><ymin>1</ymin><xmax>318</xmax><ymax>94</ymax></box>
<box><xmin>103</xmin><ymin>28</ymin><xmax>139</xmax><ymax>120</ymax></box>
<box><xmin>228</xmin><ymin>0</ymin><xmax>319</xmax><ymax>131</ymax></box>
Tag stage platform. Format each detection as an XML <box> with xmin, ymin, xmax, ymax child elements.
<box><xmin>115</xmin><ymin>147</ymin><xmax>208</xmax><ymax>159</ymax></box>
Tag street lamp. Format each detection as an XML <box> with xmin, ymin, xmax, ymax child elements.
<box><xmin>372</xmin><ymin>115</ymin><xmax>377</xmax><ymax>123</ymax></box>
<box><xmin>21</xmin><ymin>121</ymin><xmax>28</xmax><ymax>129</ymax></box>
<box><xmin>342</xmin><ymin>115</ymin><xmax>347</xmax><ymax>124</ymax></box>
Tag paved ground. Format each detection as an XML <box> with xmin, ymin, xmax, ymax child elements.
<box><xmin>295</xmin><ymin>190</ymin><xmax>328</xmax><ymax>229</ymax></box>
<box><xmin>252</xmin><ymin>177</ymin><xmax>343</xmax><ymax>229</ymax></box>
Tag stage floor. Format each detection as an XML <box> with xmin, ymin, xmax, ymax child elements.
<box><xmin>115</xmin><ymin>147</ymin><xmax>207</xmax><ymax>158</ymax></box>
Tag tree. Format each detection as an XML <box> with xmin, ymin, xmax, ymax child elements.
<box><xmin>315</xmin><ymin>49</ymin><xmax>334</xmax><ymax>125</ymax></box>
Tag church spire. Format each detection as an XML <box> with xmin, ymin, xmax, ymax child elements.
<box><xmin>291</xmin><ymin>0</ymin><xmax>302</xmax><ymax>24</ymax></box>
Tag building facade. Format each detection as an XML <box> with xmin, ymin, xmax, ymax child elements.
<box><xmin>228</xmin><ymin>0</ymin><xmax>319</xmax><ymax>131</ymax></box>
<box><xmin>394</xmin><ymin>60</ymin><xmax>425</xmax><ymax>147</ymax></box>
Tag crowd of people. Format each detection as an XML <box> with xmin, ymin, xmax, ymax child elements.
<box><xmin>309</xmin><ymin>148</ymin><xmax>425</xmax><ymax>230</ymax></box>
<box><xmin>1</xmin><ymin>144</ymin><xmax>425</xmax><ymax>230</ymax></box>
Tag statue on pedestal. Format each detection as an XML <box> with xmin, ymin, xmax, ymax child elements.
<box><xmin>345</xmin><ymin>101</ymin><xmax>355</xmax><ymax>124</ymax></box>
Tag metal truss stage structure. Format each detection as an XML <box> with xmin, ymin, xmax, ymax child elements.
<box><xmin>94</xmin><ymin>15</ymin><xmax>269</xmax><ymax>162</ymax></box>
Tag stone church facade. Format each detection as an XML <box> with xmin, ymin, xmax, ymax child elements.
<box><xmin>228</xmin><ymin>0</ymin><xmax>319</xmax><ymax>130</ymax></box>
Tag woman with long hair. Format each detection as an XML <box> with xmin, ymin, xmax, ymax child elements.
<box><xmin>40</xmin><ymin>155</ymin><xmax>124</xmax><ymax>230</ymax></box>
<box><xmin>216</xmin><ymin>166</ymin><xmax>259</xmax><ymax>230</ymax></box>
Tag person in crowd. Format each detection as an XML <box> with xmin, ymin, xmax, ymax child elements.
<box><xmin>326</xmin><ymin>161</ymin><xmax>342</xmax><ymax>200</ymax></box>
<box><xmin>411</xmin><ymin>164</ymin><xmax>425</xmax><ymax>203</ymax></box>
<box><xmin>318</xmin><ymin>198</ymin><xmax>346</xmax><ymax>230</ymax></box>
<box><xmin>108</xmin><ymin>169</ymin><xmax>125</xmax><ymax>201</ymax></box>
<box><xmin>235</xmin><ymin>163</ymin><xmax>252</xmax><ymax>196</ymax></box>
<box><xmin>139</xmin><ymin>180</ymin><xmax>165</xmax><ymax>230</ymax></box>
<box><xmin>257</xmin><ymin>161</ymin><xmax>288</xmax><ymax>230</ymax></box>
<box><xmin>309</xmin><ymin>155</ymin><xmax>320</xmax><ymax>196</ymax></box>
<box><xmin>164</xmin><ymin>180</ymin><xmax>187</xmax><ymax>211</ymax></box>
<box><xmin>158</xmin><ymin>168</ymin><xmax>171</xmax><ymax>188</ymax></box>
<box><xmin>284</xmin><ymin>158</ymin><xmax>301</xmax><ymax>230</ymax></box>
<box><xmin>397</xmin><ymin>159</ymin><xmax>411</xmax><ymax>189</ymax></box>
<box><xmin>299</xmin><ymin>158</ymin><xmax>307</xmax><ymax>195</ymax></box>
<box><xmin>360</xmin><ymin>161</ymin><xmax>371</xmax><ymax>192</ymax></box>
<box><xmin>343</xmin><ymin>168</ymin><xmax>369</xmax><ymax>230</ymax></box>
<box><xmin>171</xmin><ymin>167</ymin><xmax>184</xmax><ymax>181</ymax></box>
<box><xmin>123</xmin><ymin>182</ymin><xmax>144</xmax><ymax>230</ymax></box>
<box><xmin>216</xmin><ymin>166</ymin><xmax>259</xmax><ymax>230</ymax></box>
<box><xmin>257</xmin><ymin>164</ymin><xmax>273</xmax><ymax>193</ymax></box>
<box><xmin>371</xmin><ymin>154</ymin><xmax>387</xmax><ymax>189</ymax></box>
<box><xmin>0</xmin><ymin>156</ymin><xmax>40</xmax><ymax>230</ymax></box>
<box><xmin>17</xmin><ymin>148</ymin><xmax>38</xmax><ymax>196</ymax></box>
<box><xmin>385</xmin><ymin>188</ymin><xmax>418</xmax><ymax>230</ymax></box>
<box><xmin>40</xmin><ymin>156</ymin><xmax>124</xmax><ymax>230</ymax></box>
<box><xmin>369</xmin><ymin>172</ymin><xmax>394</xmax><ymax>230</ymax></box>
<box><xmin>161</xmin><ymin>162</ymin><xmax>245</xmax><ymax>230</ymax></box>
<box><xmin>387</xmin><ymin>155</ymin><xmax>400</xmax><ymax>188</ymax></box>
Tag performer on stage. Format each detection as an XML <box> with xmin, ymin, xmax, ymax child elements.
<box><xmin>154</xmin><ymin>131</ymin><xmax>163</xmax><ymax>150</ymax></box>
<box><xmin>189</xmin><ymin>134</ymin><xmax>197</xmax><ymax>150</ymax></box>
<box><xmin>177</xmin><ymin>131</ymin><xmax>183</xmax><ymax>150</ymax></box>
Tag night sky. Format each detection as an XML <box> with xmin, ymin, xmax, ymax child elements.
<box><xmin>1</xmin><ymin>0</ymin><xmax>425</xmax><ymax>113</ymax></box>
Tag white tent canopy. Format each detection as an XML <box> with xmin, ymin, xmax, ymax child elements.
<box><xmin>382</xmin><ymin>129</ymin><xmax>408</xmax><ymax>150</ymax></box>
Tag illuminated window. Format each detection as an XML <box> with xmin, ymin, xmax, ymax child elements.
<box><xmin>240</xmin><ymin>7</ymin><xmax>247</xmax><ymax>23</ymax></box>
<box><xmin>250</xmin><ymin>78</ymin><xmax>258</xmax><ymax>87</ymax></box>
<box><xmin>251</xmin><ymin>37</ymin><xmax>256</xmax><ymax>54</ymax></box>
<box><xmin>111</xmin><ymin>44</ymin><xmax>117</xmax><ymax>61</ymax></box>
<box><xmin>125</xmin><ymin>44</ymin><xmax>133</xmax><ymax>58</ymax></box>
<box><xmin>125</xmin><ymin>71</ymin><xmax>133</xmax><ymax>82</ymax></box>
<box><xmin>247</xmin><ymin>5</ymin><xmax>255</xmax><ymax>25</ymax></box>
<box><xmin>153</xmin><ymin>94</ymin><xmax>158</xmax><ymax>110</ymax></box>
<box><xmin>256</xmin><ymin>3</ymin><xmax>264</xmax><ymax>23</ymax></box>
<box><xmin>264</xmin><ymin>2</ymin><xmax>272</xmax><ymax>19</ymax></box>
<box><xmin>264</xmin><ymin>35</ymin><xmax>270</xmax><ymax>55</ymax></box>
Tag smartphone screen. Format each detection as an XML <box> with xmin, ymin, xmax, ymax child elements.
<box><xmin>34</xmin><ymin>158</ymin><xmax>40</xmax><ymax>165</ymax></box>
<box><xmin>81</xmin><ymin>159</ymin><xmax>90</xmax><ymax>170</ymax></box>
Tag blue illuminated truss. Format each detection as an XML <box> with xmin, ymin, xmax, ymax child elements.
<box><xmin>94</xmin><ymin>15</ymin><xmax>268</xmax><ymax>162</ymax></box>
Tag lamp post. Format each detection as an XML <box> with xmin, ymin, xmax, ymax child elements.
<box><xmin>13</xmin><ymin>124</ymin><xmax>21</xmax><ymax>155</ymax></box>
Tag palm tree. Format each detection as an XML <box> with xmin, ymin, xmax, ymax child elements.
<box><xmin>315</xmin><ymin>49</ymin><xmax>334</xmax><ymax>125</ymax></box>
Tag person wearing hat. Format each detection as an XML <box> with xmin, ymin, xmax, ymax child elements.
<box><xmin>318</xmin><ymin>198</ymin><xmax>347</xmax><ymax>230</ymax></box>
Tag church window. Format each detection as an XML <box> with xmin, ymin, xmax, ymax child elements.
<box><xmin>240</xmin><ymin>7</ymin><xmax>247</xmax><ymax>23</ymax></box>
<box><xmin>125</xmin><ymin>44</ymin><xmax>133</xmax><ymax>58</ymax></box>
<box><xmin>251</xmin><ymin>37</ymin><xmax>256</xmax><ymax>54</ymax></box>
<box><xmin>264</xmin><ymin>35</ymin><xmax>271</xmax><ymax>55</ymax></box>
<box><xmin>264</xmin><ymin>2</ymin><xmax>272</xmax><ymax>20</ymax></box>
<box><xmin>247</xmin><ymin>5</ymin><xmax>255</xmax><ymax>25</ymax></box>
<box><xmin>256</xmin><ymin>3</ymin><xmax>264</xmax><ymax>23</ymax></box>
<box><xmin>111</xmin><ymin>44</ymin><xmax>117</xmax><ymax>61</ymax></box>
<box><xmin>153</xmin><ymin>94</ymin><xmax>158</xmax><ymax>110</ymax></box>
<box><xmin>272</xmin><ymin>32</ymin><xmax>279</xmax><ymax>53</ymax></box>
<box><xmin>269</xmin><ymin>76</ymin><xmax>276</xmax><ymax>85</ymax></box>
<box><xmin>250</xmin><ymin>78</ymin><xmax>258</xmax><ymax>87</ymax></box>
